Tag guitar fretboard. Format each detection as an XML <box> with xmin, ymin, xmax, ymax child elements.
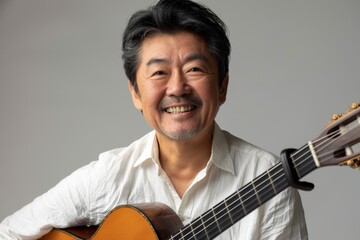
<box><xmin>170</xmin><ymin>144</ymin><xmax>317</xmax><ymax>240</ymax></box>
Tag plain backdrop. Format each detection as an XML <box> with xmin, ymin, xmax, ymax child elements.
<box><xmin>0</xmin><ymin>0</ymin><xmax>359</xmax><ymax>239</ymax></box>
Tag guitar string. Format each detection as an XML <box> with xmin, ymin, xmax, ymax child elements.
<box><xmin>296</xmin><ymin>117</ymin><xmax>360</xmax><ymax>168</ymax></box>
<box><xmin>184</xmin><ymin>119</ymin><xmax>360</xmax><ymax>240</ymax></box>
<box><xmin>183</xmin><ymin>142</ymin><xmax>346</xmax><ymax>239</ymax></box>
<box><xmin>314</xmin><ymin>121</ymin><xmax>360</xmax><ymax>162</ymax></box>
<box><xmin>174</xmin><ymin>160</ymin><xmax>313</xmax><ymax>240</ymax></box>
<box><xmin>171</xmin><ymin>128</ymin><xmax>345</xmax><ymax>240</ymax></box>
<box><xmin>170</xmin><ymin>164</ymin><xmax>286</xmax><ymax>240</ymax></box>
<box><xmin>172</xmin><ymin>137</ymin><xmax>333</xmax><ymax>240</ymax></box>
<box><xmin>171</xmin><ymin>157</ymin><xmax>310</xmax><ymax>240</ymax></box>
<box><xmin>291</xmin><ymin>129</ymin><xmax>340</xmax><ymax>168</ymax></box>
<box><xmin>292</xmin><ymin>128</ymin><xmax>345</xmax><ymax>171</ymax></box>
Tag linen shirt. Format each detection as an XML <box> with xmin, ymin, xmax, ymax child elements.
<box><xmin>0</xmin><ymin>124</ymin><xmax>308</xmax><ymax>239</ymax></box>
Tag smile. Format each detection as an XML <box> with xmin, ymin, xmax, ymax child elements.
<box><xmin>164</xmin><ymin>105</ymin><xmax>195</xmax><ymax>114</ymax></box>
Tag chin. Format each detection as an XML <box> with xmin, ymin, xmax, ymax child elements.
<box><xmin>164</xmin><ymin>129</ymin><xmax>200</xmax><ymax>141</ymax></box>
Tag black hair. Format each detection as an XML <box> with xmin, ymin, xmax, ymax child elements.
<box><xmin>122</xmin><ymin>0</ymin><xmax>231</xmax><ymax>91</ymax></box>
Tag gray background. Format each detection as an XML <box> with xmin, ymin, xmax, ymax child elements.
<box><xmin>0</xmin><ymin>0</ymin><xmax>359</xmax><ymax>239</ymax></box>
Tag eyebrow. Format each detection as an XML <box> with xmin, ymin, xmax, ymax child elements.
<box><xmin>184</xmin><ymin>53</ymin><xmax>210</xmax><ymax>65</ymax></box>
<box><xmin>146</xmin><ymin>53</ymin><xmax>210</xmax><ymax>66</ymax></box>
<box><xmin>146</xmin><ymin>58</ymin><xmax>169</xmax><ymax>66</ymax></box>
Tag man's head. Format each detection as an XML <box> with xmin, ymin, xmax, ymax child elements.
<box><xmin>122</xmin><ymin>0</ymin><xmax>231</xmax><ymax>92</ymax></box>
<box><xmin>123</xmin><ymin>0</ymin><xmax>231</xmax><ymax>141</ymax></box>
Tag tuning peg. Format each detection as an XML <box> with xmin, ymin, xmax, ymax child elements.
<box><xmin>339</xmin><ymin>158</ymin><xmax>360</xmax><ymax>169</ymax></box>
<box><xmin>327</xmin><ymin>113</ymin><xmax>342</xmax><ymax>126</ymax></box>
<box><xmin>327</xmin><ymin>103</ymin><xmax>359</xmax><ymax>126</ymax></box>
<box><xmin>350</xmin><ymin>103</ymin><xmax>360</xmax><ymax>111</ymax></box>
<box><xmin>331</xmin><ymin>113</ymin><xmax>342</xmax><ymax>121</ymax></box>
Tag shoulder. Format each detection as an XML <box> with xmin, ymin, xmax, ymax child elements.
<box><xmin>71</xmin><ymin>130</ymin><xmax>156</xmax><ymax>186</ymax></box>
<box><xmin>220</xmin><ymin>129</ymin><xmax>279</xmax><ymax>177</ymax></box>
<box><xmin>223</xmin><ymin>130</ymin><xmax>278</xmax><ymax>162</ymax></box>
<box><xmin>96</xmin><ymin>131</ymin><xmax>156</xmax><ymax>169</ymax></box>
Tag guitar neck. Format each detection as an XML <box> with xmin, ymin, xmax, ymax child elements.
<box><xmin>169</xmin><ymin>144</ymin><xmax>318</xmax><ymax>240</ymax></box>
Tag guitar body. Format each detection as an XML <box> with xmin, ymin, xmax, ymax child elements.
<box><xmin>39</xmin><ymin>203</ymin><xmax>184</xmax><ymax>240</ymax></box>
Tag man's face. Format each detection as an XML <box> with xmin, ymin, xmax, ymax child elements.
<box><xmin>129</xmin><ymin>31</ymin><xmax>228</xmax><ymax>141</ymax></box>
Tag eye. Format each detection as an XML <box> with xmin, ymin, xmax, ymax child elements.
<box><xmin>186</xmin><ymin>67</ymin><xmax>208</xmax><ymax>79</ymax></box>
<box><xmin>153</xmin><ymin>71</ymin><xmax>165</xmax><ymax>76</ymax></box>
<box><xmin>150</xmin><ymin>70</ymin><xmax>167</xmax><ymax>79</ymax></box>
<box><xmin>189</xmin><ymin>67</ymin><xmax>202</xmax><ymax>72</ymax></box>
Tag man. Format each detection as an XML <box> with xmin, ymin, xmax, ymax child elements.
<box><xmin>0</xmin><ymin>0</ymin><xmax>308</xmax><ymax>239</ymax></box>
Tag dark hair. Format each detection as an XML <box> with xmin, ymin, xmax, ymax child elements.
<box><xmin>122</xmin><ymin>0</ymin><xmax>231</xmax><ymax>91</ymax></box>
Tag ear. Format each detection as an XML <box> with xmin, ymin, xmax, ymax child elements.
<box><xmin>219</xmin><ymin>74</ymin><xmax>229</xmax><ymax>105</ymax></box>
<box><xmin>128</xmin><ymin>81</ymin><xmax>142</xmax><ymax>111</ymax></box>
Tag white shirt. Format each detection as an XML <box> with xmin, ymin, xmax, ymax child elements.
<box><xmin>0</xmin><ymin>124</ymin><xmax>308</xmax><ymax>239</ymax></box>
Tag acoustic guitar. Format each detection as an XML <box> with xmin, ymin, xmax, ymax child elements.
<box><xmin>39</xmin><ymin>103</ymin><xmax>360</xmax><ymax>240</ymax></box>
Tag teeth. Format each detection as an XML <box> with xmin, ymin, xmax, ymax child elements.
<box><xmin>165</xmin><ymin>106</ymin><xmax>194</xmax><ymax>114</ymax></box>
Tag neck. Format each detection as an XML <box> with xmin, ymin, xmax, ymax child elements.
<box><xmin>156</xmin><ymin>128</ymin><xmax>214</xmax><ymax>197</ymax></box>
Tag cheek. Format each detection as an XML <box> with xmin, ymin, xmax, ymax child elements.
<box><xmin>197</xmin><ymin>82</ymin><xmax>220</xmax><ymax>103</ymax></box>
<box><xmin>139</xmin><ymin>85</ymin><xmax>164</xmax><ymax>111</ymax></box>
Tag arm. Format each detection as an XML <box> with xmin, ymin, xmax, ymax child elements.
<box><xmin>0</xmin><ymin>164</ymin><xmax>92</xmax><ymax>239</ymax></box>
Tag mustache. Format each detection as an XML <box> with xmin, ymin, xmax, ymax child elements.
<box><xmin>160</xmin><ymin>96</ymin><xmax>202</xmax><ymax>109</ymax></box>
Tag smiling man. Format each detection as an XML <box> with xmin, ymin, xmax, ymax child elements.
<box><xmin>128</xmin><ymin>32</ymin><xmax>228</xmax><ymax>198</ymax></box>
<box><xmin>0</xmin><ymin>0</ymin><xmax>308</xmax><ymax>239</ymax></box>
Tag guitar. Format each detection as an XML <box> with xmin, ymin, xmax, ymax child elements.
<box><xmin>39</xmin><ymin>103</ymin><xmax>360</xmax><ymax>240</ymax></box>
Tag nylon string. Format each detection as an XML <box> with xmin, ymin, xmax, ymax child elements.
<box><xmin>170</xmin><ymin>127</ymin><xmax>348</xmax><ymax>240</ymax></box>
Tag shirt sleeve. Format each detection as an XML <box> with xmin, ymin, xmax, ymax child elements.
<box><xmin>0</xmin><ymin>163</ymin><xmax>93</xmax><ymax>240</ymax></box>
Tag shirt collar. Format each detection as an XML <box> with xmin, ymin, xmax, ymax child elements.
<box><xmin>133</xmin><ymin>131</ymin><xmax>158</xmax><ymax>168</ymax></box>
<box><xmin>209</xmin><ymin>123</ymin><xmax>235</xmax><ymax>175</ymax></box>
<box><xmin>133</xmin><ymin>123</ymin><xmax>235</xmax><ymax>175</ymax></box>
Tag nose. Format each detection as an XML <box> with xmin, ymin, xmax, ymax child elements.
<box><xmin>166</xmin><ymin>71</ymin><xmax>191</xmax><ymax>96</ymax></box>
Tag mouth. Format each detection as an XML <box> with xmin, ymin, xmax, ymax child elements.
<box><xmin>164</xmin><ymin>105</ymin><xmax>196</xmax><ymax>114</ymax></box>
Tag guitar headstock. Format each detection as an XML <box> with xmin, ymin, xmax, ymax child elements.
<box><xmin>311</xmin><ymin>103</ymin><xmax>360</xmax><ymax>168</ymax></box>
